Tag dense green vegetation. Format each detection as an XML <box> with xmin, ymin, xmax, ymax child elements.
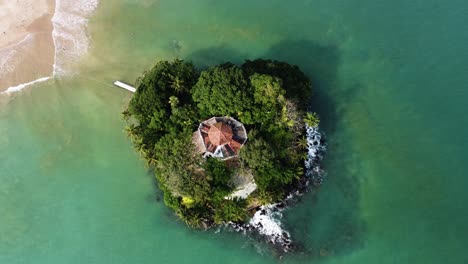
<box><xmin>123</xmin><ymin>59</ymin><xmax>318</xmax><ymax>227</ymax></box>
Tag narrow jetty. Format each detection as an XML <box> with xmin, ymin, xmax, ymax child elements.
<box><xmin>114</xmin><ymin>81</ymin><xmax>136</xmax><ymax>93</ymax></box>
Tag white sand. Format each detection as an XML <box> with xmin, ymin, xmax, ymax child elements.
<box><xmin>0</xmin><ymin>0</ymin><xmax>55</xmax><ymax>92</ymax></box>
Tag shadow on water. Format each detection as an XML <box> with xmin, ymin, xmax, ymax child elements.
<box><xmin>185</xmin><ymin>39</ymin><xmax>351</xmax><ymax>135</ymax></box>
<box><xmin>185</xmin><ymin>46</ymin><xmax>247</xmax><ymax>70</ymax></box>
<box><xmin>264</xmin><ymin>40</ymin><xmax>344</xmax><ymax>134</ymax></box>
<box><xmin>144</xmin><ymin>167</ymin><xmax>165</xmax><ymax>204</ymax></box>
<box><xmin>181</xmin><ymin>40</ymin><xmax>366</xmax><ymax>260</ymax></box>
<box><xmin>261</xmin><ymin>40</ymin><xmax>366</xmax><ymax>261</ymax></box>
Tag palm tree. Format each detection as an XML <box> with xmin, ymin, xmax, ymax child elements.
<box><xmin>296</xmin><ymin>136</ymin><xmax>309</xmax><ymax>150</ymax></box>
<box><xmin>133</xmin><ymin>137</ymin><xmax>148</xmax><ymax>157</ymax></box>
<box><xmin>257</xmin><ymin>190</ymin><xmax>273</xmax><ymax>205</ymax></box>
<box><xmin>124</xmin><ymin>124</ymin><xmax>135</xmax><ymax>136</ymax></box>
<box><xmin>146</xmin><ymin>155</ymin><xmax>158</xmax><ymax>167</ymax></box>
<box><xmin>295</xmin><ymin>166</ymin><xmax>304</xmax><ymax>179</ymax></box>
<box><xmin>168</xmin><ymin>96</ymin><xmax>180</xmax><ymax>109</ymax></box>
<box><xmin>213</xmin><ymin>211</ymin><xmax>224</xmax><ymax>225</ymax></box>
<box><xmin>121</xmin><ymin>109</ymin><xmax>131</xmax><ymax>121</ymax></box>
<box><xmin>171</xmin><ymin>76</ymin><xmax>186</xmax><ymax>93</ymax></box>
<box><xmin>223</xmin><ymin>199</ymin><xmax>247</xmax><ymax>222</ymax></box>
<box><xmin>124</xmin><ymin>124</ymin><xmax>141</xmax><ymax>143</ymax></box>
<box><xmin>187</xmin><ymin>215</ymin><xmax>202</xmax><ymax>228</ymax></box>
<box><xmin>139</xmin><ymin>145</ymin><xmax>149</xmax><ymax>158</ymax></box>
<box><xmin>304</xmin><ymin>112</ymin><xmax>320</xmax><ymax>127</ymax></box>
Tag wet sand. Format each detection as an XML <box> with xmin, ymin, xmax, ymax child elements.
<box><xmin>0</xmin><ymin>0</ymin><xmax>55</xmax><ymax>92</ymax></box>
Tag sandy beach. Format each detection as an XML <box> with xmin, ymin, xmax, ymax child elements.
<box><xmin>0</xmin><ymin>0</ymin><xmax>56</xmax><ymax>92</ymax></box>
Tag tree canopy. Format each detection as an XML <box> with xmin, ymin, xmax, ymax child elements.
<box><xmin>242</xmin><ymin>59</ymin><xmax>312</xmax><ymax>108</ymax></box>
<box><xmin>192</xmin><ymin>63</ymin><xmax>253</xmax><ymax>120</ymax></box>
<box><xmin>124</xmin><ymin>59</ymin><xmax>318</xmax><ymax>228</ymax></box>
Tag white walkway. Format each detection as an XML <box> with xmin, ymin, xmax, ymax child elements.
<box><xmin>226</xmin><ymin>180</ymin><xmax>257</xmax><ymax>200</ymax></box>
<box><xmin>114</xmin><ymin>81</ymin><xmax>136</xmax><ymax>93</ymax></box>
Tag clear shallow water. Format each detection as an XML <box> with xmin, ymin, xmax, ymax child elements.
<box><xmin>1</xmin><ymin>0</ymin><xmax>467</xmax><ymax>263</ymax></box>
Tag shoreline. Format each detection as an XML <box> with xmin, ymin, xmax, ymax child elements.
<box><xmin>0</xmin><ymin>0</ymin><xmax>99</xmax><ymax>93</ymax></box>
<box><xmin>0</xmin><ymin>0</ymin><xmax>56</xmax><ymax>93</ymax></box>
<box><xmin>229</xmin><ymin>125</ymin><xmax>326</xmax><ymax>253</ymax></box>
<box><xmin>0</xmin><ymin>76</ymin><xmax>51</xmax><ymax>94</ymax></box>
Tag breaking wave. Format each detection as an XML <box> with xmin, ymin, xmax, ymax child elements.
<box><xmin>229</xmin><ymin>123</ymin><xmax>327</xmax><ymax>253</ymax></box>
<box><xmin>2</xmin><ymin>77</ymin><xmax>52</xmax><ymax>94</ymax></box>
<box><xmin>52</xmin><ymin>0</ymin><xmax>99</xmax><ymax>76</ymax></box>
<box><xmin>1</xmin><ymin>0</ymin><xmax>98</xmax><ymax>94</ymax></box>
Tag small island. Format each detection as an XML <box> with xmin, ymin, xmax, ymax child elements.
<box><xmin>122</xmin><ymin>59</ymin><xmax>324</xmax><ymax>250</ymax></box>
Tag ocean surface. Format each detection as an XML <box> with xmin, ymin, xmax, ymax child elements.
<box><xmin>1</xmin><ymin>0</ymin><xmax>467</xmax><ymax>263</ymax></box>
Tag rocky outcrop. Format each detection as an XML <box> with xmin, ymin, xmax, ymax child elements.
<box><xmin>229</xmin><ymin>124</ymin><xmax>326</xmax><ymax>253</ymax></box>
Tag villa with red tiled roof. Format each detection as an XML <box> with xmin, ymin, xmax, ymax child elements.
<box><xmin>192</xmin><ymin>116</ymin><xmax>248</xmax><ymax>160</ymax></box>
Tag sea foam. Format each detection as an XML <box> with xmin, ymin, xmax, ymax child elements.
<box><xmin>1</xmin><ymin>0</ymin><xmax>99</xmax><ymax>94</ymax></box>
<box><xmin>248</xmin><ymin>204</ymin><xmax>293</xmax><ymax>251</ymax></box>
<box><xmin>52</xmin><ymin>0</ymin><xmax>99</xmax><ymax>76</ymax></box>
<box><xmin>231</xmin><ymin>123</ymin><xmax>326</xmax><ymax>252</ymax></box>
<box><xmin>0</xmin><ymin>34</ymin><xmax>34</xmax><ymax>79</ymax></box>
<box><xmin>2</xmin><ymin>77</ymin><xmax>52</xmax><ymax>94</ymax></box>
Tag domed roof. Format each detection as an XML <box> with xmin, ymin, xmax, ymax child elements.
<box><xmin>208</xmin><ymin>122</ymin><xmax>233</xmax><ymax>146</ymax></box>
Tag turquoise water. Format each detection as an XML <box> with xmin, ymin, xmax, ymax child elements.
<box><xmin>1</xmin><ymin>0</ymin><xmax>467</xmax><ymax>263</ymax></box>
